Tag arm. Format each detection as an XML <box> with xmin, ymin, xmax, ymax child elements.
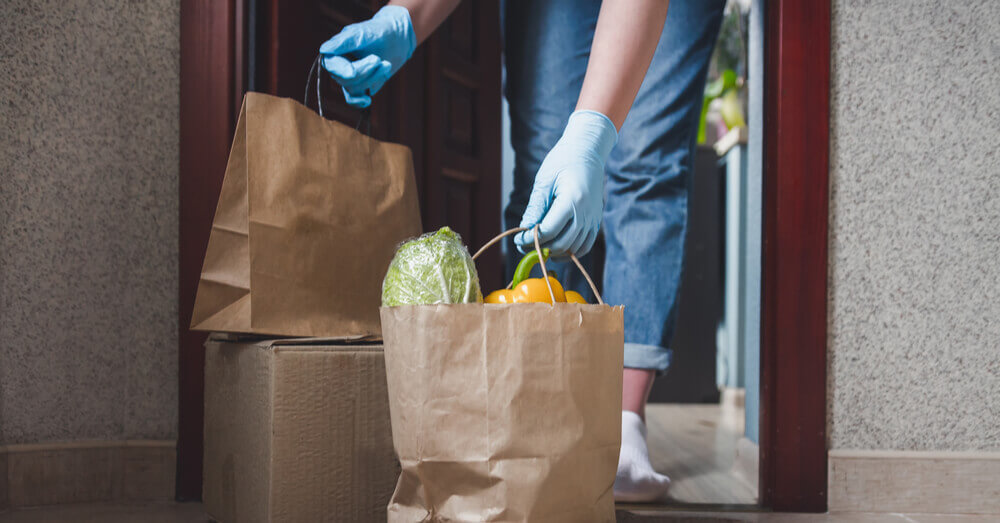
<box><xmin>514</xmin><ymin>1</ymin><xmax>672</xmax><ymax>256</ymax></box>
<box><xmin>391</xmin><ymin>0</ymin><xmax>462</xmax><ymax>44</ymax></box>
<box><xmin>577</xmin><ymin>1</ymin><xmax>671</xmax><ymax>130</ymax></box>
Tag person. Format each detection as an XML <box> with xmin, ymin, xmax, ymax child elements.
<box><xmin>320</xmin><ymin>0</ymin><xmax>724</xmax><ymax>502</ymax></box>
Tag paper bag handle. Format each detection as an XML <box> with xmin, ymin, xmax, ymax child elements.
<box><xmin>306</xmin><ymin>54</ymin><xmax>372</xmax><ymax>135</ymax></box>
<box><xmin>305</xmin><ymin>55</ymin><xmax>327</xmax><ymax>118</ymax></box>
<box><xmin>472</xmin><ymin>226</ymin><xmax>605</xmax><ymax>306</ymax></box>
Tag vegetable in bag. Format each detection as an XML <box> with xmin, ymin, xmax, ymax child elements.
<box><xmin>381</xmin><ymin>227</ymin><xmax>483</xmax><ymax>306</ymax></box>
<box><xmin>484</xmin><ymin>248</ymin><xmax>588</xmax><ymax>304</ymax></box>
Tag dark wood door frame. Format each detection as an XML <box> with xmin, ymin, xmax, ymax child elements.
<box><xmin>177</xmin><ymin>0</ymin><xmax>246</xmax><ymax>501</ymax></box>
<box><xmin>759</xmin><ymin>0</ymin><xmax>830</xmax><ymax>512</ymax></box>
<box><xmin>178</xmin><ymin>0</ymin><xmax>831</xmax><ymax>511</ymax></box>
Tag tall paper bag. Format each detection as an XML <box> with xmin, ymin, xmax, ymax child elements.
<box><xmin>191</xmin><ymin>92</ymin><xmax>422</xmax><ymax>338</ymax></box>
<box><xmin>381</xmin><ymin>303</ymin><xmax>624</xmax><ymax>522</ymax></box>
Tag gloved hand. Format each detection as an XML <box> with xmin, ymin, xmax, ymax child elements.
<box><xmin>515</xmin><ymin>110</ymin><xmax>618</xmax><ymax>256</ymax></box>
<box><xmin>319</xmin><ymin>5</ymin><xmax>416</xmax><ymax>108</ymax></box>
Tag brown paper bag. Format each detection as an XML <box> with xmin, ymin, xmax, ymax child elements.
<box><xmin>191</xmin><ymin>92</ymin><xmax>422</xmax><ymax>338</ymax></box>
<box><xmin>380</xmin><ymin>233</ymin><xmax>624</xmax><ymax>522</ymax></box>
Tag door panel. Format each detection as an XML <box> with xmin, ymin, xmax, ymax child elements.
<box><xmin>423</xmin><ymin>0</ymin><xmax>503</xmax><ymax>291</ymax></box>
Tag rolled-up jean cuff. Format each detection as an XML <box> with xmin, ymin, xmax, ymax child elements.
<box><xmin>623</xmin><ymin>342</ymin><xmax>672</xmax><ymax>374</ymax></box>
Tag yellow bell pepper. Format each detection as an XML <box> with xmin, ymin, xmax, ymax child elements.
<box><xmin>485</xmin><ymin>249</ymin><xmax>587</xmax><ymax>304</ymax></box>
<box><xmin>484</xmin><ymin>276</ymin><xmax>565</xmax><ymax>304</ymax></box>
<box><xmin>484</xmin><ymin>288</ymin><xmax>515</xmax><ymax>303</ymax></box>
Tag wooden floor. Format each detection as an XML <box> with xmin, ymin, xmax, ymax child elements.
<box><xmin>3</xmin><ymin>423</ymin><xmax>995</xmax><ymax>523</ymax></box>
<box><xmin>0</xmin><ymin>502</ymin><xmax>208</xmax><ymax>523</ymax></box>
<box><xmin>643</xmin><ymin>402</ymin><xmax>758</xmax><ymax>505</ymax></box>
<box><xmin>3</xmin><ymin>503</ymin><xmax>996</xmax><ymax>523</ymax></box>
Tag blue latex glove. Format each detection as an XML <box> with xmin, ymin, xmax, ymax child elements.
<box><xmin>319</xmin><ymin>5</ymin><xmax>416</xmax><ymax>108</ymax></box>
<box><xmin>515</xmin><ymin>110</ymin><xmax>618</xmax><ymax>256</ymax></box>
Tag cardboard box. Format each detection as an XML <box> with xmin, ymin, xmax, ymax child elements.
<box><xmin>203</xmin><ymin>336</ymin><xmax>398</xmax><ymax>523</ymax></box>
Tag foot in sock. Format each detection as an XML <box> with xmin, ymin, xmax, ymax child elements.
<box><xmin>613</xmin><ymin>410</ymin><xmax>671</xmax><ymax>502</ymax></box>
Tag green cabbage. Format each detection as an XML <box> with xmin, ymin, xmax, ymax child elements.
<box><xmin>381</xmin><ymin>227</ymin><xmax>483</xmax><ymax>306</ymax></box>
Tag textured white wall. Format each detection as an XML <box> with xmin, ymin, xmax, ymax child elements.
<box><xmin>0</xmin><ymin>1</ymin><xmax>179</xmax><ymax>443</ymax></box>
<box><xmin>828</xmin><ymin>0</ymin><xmax>1000</xmax><ymax>451</ymax></box>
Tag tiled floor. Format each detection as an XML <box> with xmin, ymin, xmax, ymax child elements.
<box><xmin>1</xmin><ymin>503</ymin><xmax>993</xmax><ymax>522</ymax></box>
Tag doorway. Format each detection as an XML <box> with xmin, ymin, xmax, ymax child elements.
<box><xmin>496</xmin><ymin>0</ymin><xmax>767</xmax><ymax>508</ymax></box>
<box><xmin>647</xmin><ymin>0</ymin><xmax>761</xmax><ymax>506</ymax></box>
<box><xmin>624</xmin><ymin>0</ymin><xmax>832</xmax><ymax>512</ymax></box>
<box><xmin>178</xmin><ymin>0</ymin><xmax>831</xmax><ymax>513</ymax></box>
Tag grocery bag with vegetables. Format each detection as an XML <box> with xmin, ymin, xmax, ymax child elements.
<box><xmin>379</xmin><ymin>227</ymin><xmax>623</xmax><ymax>522</ymax></box>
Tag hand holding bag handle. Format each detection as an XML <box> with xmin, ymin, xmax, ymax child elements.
<box><xmin>306</xmin><ymin>54</ymin><xmax>371</xmax><ymax>134</ymax></box>
<box><xmin>472</xmin><ymin>225</ymin><xmax>605</xmax><ymax>306</ymax></box>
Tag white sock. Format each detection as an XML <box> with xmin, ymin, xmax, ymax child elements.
<box><xmin>613</xmin><ymin>410</ymin><xmax>671</xmax><ymax>502</ymax></box>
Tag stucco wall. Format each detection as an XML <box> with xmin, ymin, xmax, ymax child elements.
<box><xmin>828</xmin><ymin>0</ymin><xmax>1000</xmax><ymax>451</ymax></box>
<box><xmin>0</xmin><ymin>1</ymin><xmax>179</xmax><ymax>443</ymax></box>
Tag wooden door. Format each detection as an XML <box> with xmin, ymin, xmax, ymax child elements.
<box><xmin>259</xmin><ymin>0</ymin><xmax>504</xmax><ymax>291</ymax></box>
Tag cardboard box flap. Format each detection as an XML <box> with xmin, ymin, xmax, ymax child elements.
<box><xmin>268</xmin><ymin>335</ymin><xmax>382</xmax><ymax>347</ymax></box>
<box><xmin>207</xmin><ymin>332</ymin><xmax>382</xmax><ymax>347</ymax></box>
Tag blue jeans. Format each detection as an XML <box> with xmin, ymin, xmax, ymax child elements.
<box><xmin>502</xmin><ymin>0</ymin><xmax>725</xmax><ymax>372</ymax></box>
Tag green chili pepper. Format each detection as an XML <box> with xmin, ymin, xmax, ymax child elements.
<box><xmin>512</xmin><ymin>248</ymin><xmax>550</xmax><ymax>287</ymax></box>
